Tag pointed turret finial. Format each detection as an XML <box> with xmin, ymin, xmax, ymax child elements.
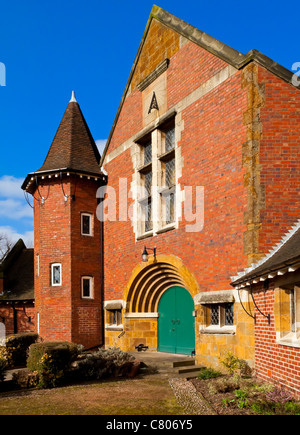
<box><xmin>70</xmin><ymin>90</ymin><xmax>77</xmax><ymax>103</ymax></box>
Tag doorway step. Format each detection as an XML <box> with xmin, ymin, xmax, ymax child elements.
<box><xmin>130</xmin><ymin>351</ymin><xmax>205</xmax><ymax>379</ymax></box>
<box><xmin>172</xmin><ymin>359</ymin><xmax>205</xmax><ymax>379</ymax></box>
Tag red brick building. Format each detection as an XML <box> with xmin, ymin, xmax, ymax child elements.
<box><xmin>232</xmin><ymin>220</ymin><xmax>300</xmax><ymax>397</ymax></box>
<box><xmin>99</xmin><ymin>6</ymin><xmax>300</xmax><ymax>396</ymax></box>
<box><xmin>0</xmin><ymin>239</ymin><xmax>35</xmax><ymax>336</ymax></box>
<box><xmin>18</xmin><ymin>6</ymin><xmax>300</xmax><ymax>397</ymax></box>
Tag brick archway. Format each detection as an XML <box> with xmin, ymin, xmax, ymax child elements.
<box><xmin>124</xmin><ymin>254</ymin><xmax>199</xmax><ymax>313</ymax></box>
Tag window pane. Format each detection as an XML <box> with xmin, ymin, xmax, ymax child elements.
<box><xmin>225</xmin><ymin>303</ymin><xmax>234</xmax><ymax>326</ymax></box>
<box><xmin>82</xmin><ymin>278</ymin><xmax>91</xmax><ymax>298</ymax></box>
<box><xmin>210</xmin><ymin>305</ymin><xmax>219</xmax><ymax>325</ymax></box>
<box><xmin>144</xmin><ymin>141</ymin><xmax>152</xmax><ymax>165</ymax></box>
<box><xmin>166</xmin><ymin>192</ymin><xmax>175</xmax><ymax>224</ymax></box>
<box><xmin>144</xmin><ymin>201</ymin><xmax>153</xmax><ymax>232</ymax></box>
<box><xmin>144</xmin><ymin>171</ymin><xmax>152</xmax><ymax>197</ymax></box>
<box><xmin>52</xmin><ymin>265</ymin><xmax>61</xmax><ymax>285</ymax></box>
<box><xmin>82</xmin><ymin>215</ymin><xmax>91</xmax><ymax>235</ymax></box>
<box><xmin>165</xmin><ymin>127</ymin><xmax>175</xmax><ymax>152</ymax></box>
<box><xmin>165</xmin><ymin>159</ymin><xmax>175</xmax><ymax>187</ymax></box>
<box><xmin>113</xmin><ymin>310</ymin><xmax>122</xmax><ymax>325</ymax></box>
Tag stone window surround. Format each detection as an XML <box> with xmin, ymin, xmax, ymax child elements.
<box><xmin>104</xmin><ymin>299</ymin><xmax>126</xmax><ymax>331</ymax></box>
<box><xmin>103</xmin><ymin>64</ymin><xmax>238</xmax><ymax>240</ymax></box>
<box><xmin>81</xmin><ymin>275</ymin><xmax>94</xmax><ymax>300</ymax></box>
<box><xmin>131</xmin><ymin>111</ymin><xmax>184</xmax><ymax>240</ymax></box>
<box><xmin>275</xmin><ymin>285</ymin><xmax>300</xmax><ymax>349</ymax></box>
<box><xmin>196</xmin><ymin>290</ymin><xmax>236</xmax><ymax>335</ymax></box>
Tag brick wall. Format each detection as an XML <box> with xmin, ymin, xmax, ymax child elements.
<box><xmin>0</xmin><ymin>303</ymin><xmax>35</xmax><ymax>336</ymax></box>
<box><xmin>70</xmin><ymin>177</ymin><xmax>103</xmax><ymax>348</ymax></box>
<box><xmin>102</xmin><ymin>23</ymin><xmax>253</xmax><ymax>358</ymax></box>
<box><xmin>258</xmin><ymin>66</ymin><xmax>300</xmax><ymax>253</ymax></box>
<box><xmin>34</xmin><ymin>177</ymin><xmax>72</xmax><ymax>343</ymax></box>
<box><xmin>253</xmin><ymin>282</ymin><xmax>300</xmax><ymax>399</ymax></box>
<box><xmin>34</xmin><ymin>175</ymin><xmax>103</xmax><ymax>349</ymax></box>
<box><xmin>104</xmin><ymin>37</ymin><xmax>249</xmax><ymax>302</ymax></box>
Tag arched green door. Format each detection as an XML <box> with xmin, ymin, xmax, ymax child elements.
<box><xmin>158</xmin><ymin>286</ymin><xmax>195</xmax><ymax>355</ymax></box>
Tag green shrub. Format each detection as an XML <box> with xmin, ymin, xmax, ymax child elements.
<box><xmin>198</xmin><ymin>367</ymin><xmax>222</xmax><ymax>380</ymax></box>
<box><xmin>27</xmin><ymin>341</ymin><xmax>80</xmax><ymax>389</ymax></box>
<box><xmin>235</xmin><ymin>389</ymin><xmax>249</xmax><ymax>408</ymax></box>
<box><xmin>6</xmin><ymin>333</ymin><xmax>39</xmax><ymax>367</ymax></box>
<box><xmin>208</xmin><ymin>376</ymin><xmax>241</xmax><ymax>394</ymax></box>
<box><xmin>219</xmin><ymin>351</ymin><xmax>252</xmax><ymax>377</ymax></box>
<box><xmin>74</xmin><ymin>347</ymin><xmax>136</xmax><ymax>381</ymax></box>
<box><xmin>12</xmin><ymin>369</ymin><xmax>38</xmax><ymax>389</ymax></box>
<box><xmin>283</xmin><ymin>401</ymin><xmax>300</xmax><ymax>415</ymax></box>
<box><xmin>250</xmin><ymin>398</ymin><xmax>300</xmax><ymax>415</ymax></box>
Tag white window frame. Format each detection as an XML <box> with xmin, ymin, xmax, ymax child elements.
<box><xmin>81</xmin><ymin>276</ymin><xmax>94</xmax><ymax>299</ymax></box>
<box><xmin>81</xmin><ymin>213</ymin><xmax>94</xmax><ymax>236</ymax></box>
<box><xmin>51</xmin><ymin>263</ymin><xmax>62</xmax><ymax>287</ymax></box>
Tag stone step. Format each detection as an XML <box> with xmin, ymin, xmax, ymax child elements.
<box><xmin>173</xmin><ymin>360</ymin><xmax>195</xmax><ymax>368</ymax></box>
<box><xmin>177</xmin><ymin>371</ymin><xmax>202</xmax><ymax>380</ymax></box>
<box><xmin>176</xmin><ymin>365</ymin><xmax>204</xmax><ymax>374</ymax></box>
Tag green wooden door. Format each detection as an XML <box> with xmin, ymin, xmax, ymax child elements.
<box><xmin>158</xmin><ymin>286</ymin><xmax>195</xmax><ymax>355</ymax></box>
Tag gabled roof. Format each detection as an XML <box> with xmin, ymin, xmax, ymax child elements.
<box><xmin>0</xmin><ymin>239</ymin><xmax>34</xmax><ymax>302</ymax></box>
<box><xmin>100</xmin><ymin>5</ymin><xmax>297</xmax><ymax>166</ymax></box>
<box><xmin>231</xmin><ymin>219</ymin><xmax>300</xmax><ymax>287</ymax></box>
<box><xmin>22</xmin><ymin>93</ymin><xmax>102</xmax><ymax>191</ymax></box>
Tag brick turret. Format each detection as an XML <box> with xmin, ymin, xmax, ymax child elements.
<box><xmin>22</xmin><ymin>92</ymin><xmax>106</xmax><ymax>349</ymax></box>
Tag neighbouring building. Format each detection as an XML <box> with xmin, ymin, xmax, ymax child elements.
<box><xmin>0</xmin><ymin>239</ymin><xmax>35</xmax><ymax>336</ymax></box>
<box><xmin>16</xmin><ymin>6</ymin><xmax>300</xmax><ymax>397</ymax></box>
<box><xmin>231</xmin><ymin>220</ymin><xmax>300</xmax><ymax>397</ymax></box>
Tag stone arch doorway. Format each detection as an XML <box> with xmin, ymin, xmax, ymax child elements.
<box><xmin>122</xmin><ymin>255</ymin><xmax>199</xmax><ymax>353</ymax></box>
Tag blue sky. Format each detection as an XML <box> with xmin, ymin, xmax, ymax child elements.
<box><xmin>0</xmin><ymin>0</ymin><xmax>298</xmax><ymax>247</ymax></box>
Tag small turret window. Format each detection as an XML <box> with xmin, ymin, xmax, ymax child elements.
<box><xmin>81</xmin><ymin>276</ymin><xmax>94</xmax><ymax>299</ymax></box>
<box><xmin>81</xmin><ymin>213</ymin><xmax>93</xmax><ymax>236</ymax></box>
<box><xmin>51</xmin><ymin>263</ymin><xmax>62</xmax><ymax>286</ymax></box>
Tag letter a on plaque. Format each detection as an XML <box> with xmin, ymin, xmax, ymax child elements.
<box><xmin>148</xmin><ymin>92</ymin><xmax>159</xmax><ymax>114</ymax></box>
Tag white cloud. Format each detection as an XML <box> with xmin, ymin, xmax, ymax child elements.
<box><xmin>0</xmin><ymin>199</ymin><xmax>33</xmax><ymax>220</ymax></box>
<box><xmin>0</xmin><ymin>226</ymin><xmax>34</xmax><ymax>248</ymax></box>
<box><xmin>0</xmin><ymin>175</ymin><xmax>33</xmax><ymax>221</ymax></box>
<box><xmin>95</xmin><ymin>139</ymin><xmax>107</xmax><ymax>156</ymax></box>
<box><xmin>0</xmin><ymin>175</ymin><xmax>24</xmax><ymax>199</ymax></box>
<box><xmin>0</xmin><ymin>176</ymin><xmax>34</xmax><ymax>249</ymax></box>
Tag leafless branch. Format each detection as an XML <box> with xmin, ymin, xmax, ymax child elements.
<box><xmin>0</xmin><ymin>232</ymin><xmax>13</xmax><ymax>263</ymax></box>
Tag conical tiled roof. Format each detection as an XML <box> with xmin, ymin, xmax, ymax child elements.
<box><xmin>37</xmin><ymin>92</ymin><xmax>101</xmax><ymax>175</ymax></box>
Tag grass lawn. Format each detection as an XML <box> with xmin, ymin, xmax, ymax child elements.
<box><xmin>0</xmin><ymin>377</ymin><xmax>185</xmax><ymax>415</ymax></box>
